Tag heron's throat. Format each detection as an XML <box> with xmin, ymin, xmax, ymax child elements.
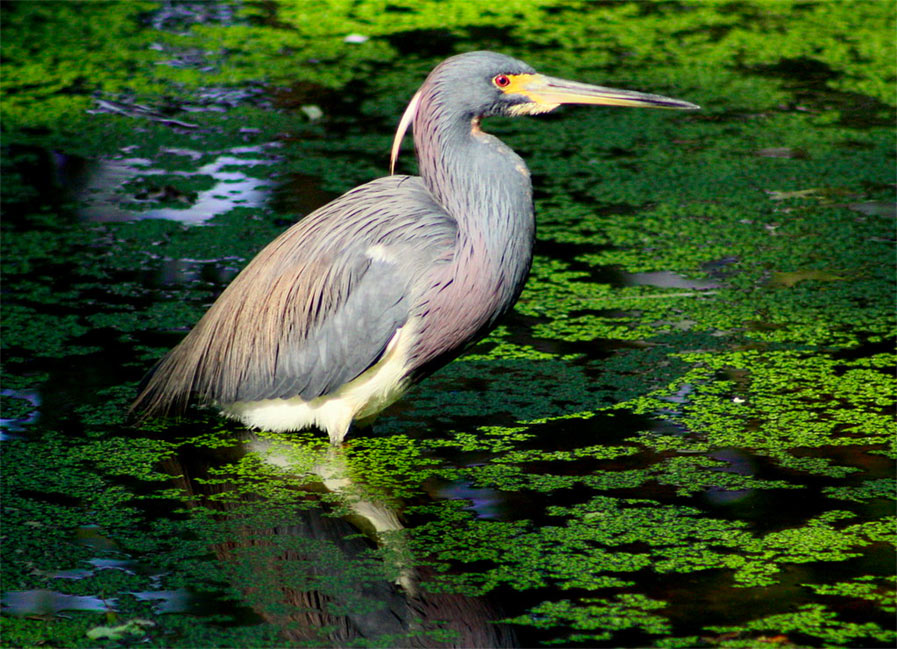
<box><xmin>470</xmin><ymin>116</ymin><xmax>484</xmax><ymax>136</ymax></box>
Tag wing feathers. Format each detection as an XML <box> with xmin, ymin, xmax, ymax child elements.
<box><xmin>131</xmin><ymin>176</ymin><xmax>456</xmax><ymax>419</ymax></box>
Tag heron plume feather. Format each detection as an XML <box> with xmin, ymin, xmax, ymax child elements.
<box><xmin>390</xmin><ymin>90</ymin><xmax>421</xmax><ymax>175</ymax></box>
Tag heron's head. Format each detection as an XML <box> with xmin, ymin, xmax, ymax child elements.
<box><xmin>390</xmin><ymin>51</ymin><xmax>699</xmax><ymax>173</ymax></box>
<box><xmin>430</xmin><ymin>51</ymin><xmax>700</xmax><ymax>118</ymax></box>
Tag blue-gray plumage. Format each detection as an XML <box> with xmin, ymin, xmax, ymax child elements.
<box><xmin>131</xmin><ymin>51</ymin><xmax>698</xmax><ymax>443</ymax></box>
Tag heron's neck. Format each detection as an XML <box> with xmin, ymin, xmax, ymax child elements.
<box><xmin>413</xmin><ymin>95</ymin><xmax>535</xmax><ymax>296</ymax></box>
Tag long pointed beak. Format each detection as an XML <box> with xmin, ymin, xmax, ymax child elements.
<box><xmin>513</xmin><ymin>74</ymin><xmax>700</xmax><ymax>110</ymax></box>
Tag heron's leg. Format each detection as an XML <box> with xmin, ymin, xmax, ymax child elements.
<box><xmin>329</xmin><ymin>422</ymin><xmax>352</xmax><ymax>446</ymax></box>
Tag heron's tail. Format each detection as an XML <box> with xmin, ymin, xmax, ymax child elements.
<box><xmin>129</xmin><ymin>342</ymin><xmax>200</xmax><ymax>422</ymax></box>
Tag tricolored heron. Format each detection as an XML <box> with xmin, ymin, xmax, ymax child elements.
<box><xmin>131</xmin><ymin>51</ymin><xmax>698</xmax><ymax>444</ymax></box>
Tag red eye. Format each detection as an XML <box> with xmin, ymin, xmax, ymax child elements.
<box><xmin>493</xmin><ymin>74</ymin><xmax>511</xmax><ymax>88</ymax></box>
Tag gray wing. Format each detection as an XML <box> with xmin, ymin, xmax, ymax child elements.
<box><xmin>132</xmin><ymin>176</ymin><xmax>457</xmax><ymax>414</ymax></box>
<box><xmin>249</xmin><ymin>253</ymin><xmax>410</xmax><ymax>401</ymax></box>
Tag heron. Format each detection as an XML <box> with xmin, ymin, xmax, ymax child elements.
<box><xmin>131</xmin><ymin>51</ymin><xmax>698</xmax><ymax>444</ymax></box>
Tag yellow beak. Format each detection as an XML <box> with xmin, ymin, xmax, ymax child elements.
<box><xmin>504</xmin><ymin>73</ymin><xmax>700</xmax><ymax>111</ymax></box>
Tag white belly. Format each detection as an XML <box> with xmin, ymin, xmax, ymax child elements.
<box><xmin>219</xmin><ymin>322</ymin><xmax>416</xmax><ymax>444</ymax></box>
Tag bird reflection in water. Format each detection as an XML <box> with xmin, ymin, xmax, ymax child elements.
<box><xmin>161</xmin><ymin>433</ymin><xmax>517</xmax><ymax>647</ymax></box>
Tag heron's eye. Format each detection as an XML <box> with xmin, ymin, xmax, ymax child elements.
<box><xmin>493</xmin><ymin>74</ymin><xmax>511</xmax><ymax>88</ymax></box>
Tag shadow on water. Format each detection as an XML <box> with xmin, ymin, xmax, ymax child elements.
<box><xmin>751</xmin><ymin>57</ymin><xmax>897</xmax><ymax>128</ymax></box>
